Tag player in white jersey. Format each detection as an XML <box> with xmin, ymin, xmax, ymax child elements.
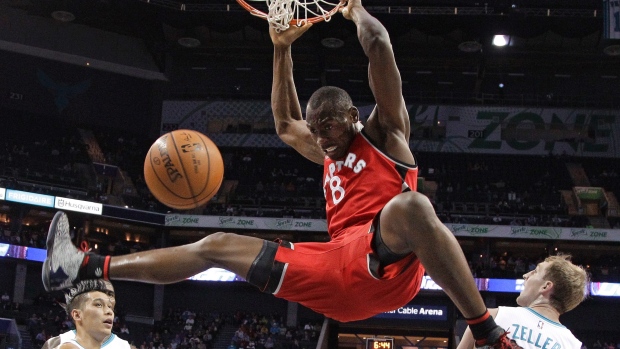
<box><xmin>42</xmin><ymin>280</ymin><xmax>124</xmax><ymax>349</ymax></box>
<box><xmin>54</xmin><ymin>329</ymin><xmax>130</xmax><ymax>349</ymax></box>
<box><xmin>45</xmin><ymin>280</ymin><xmax>119</xmax><ymax>349</ymax></box>
<box><xmin>458</xmin><ymin>254</ymin><xmax>589</xmax><ymax>349</ymax></box>
<box><xmin>63</xmin><ymin>339</ymin><xmax>86</xmax><ymax>349</ymax></box>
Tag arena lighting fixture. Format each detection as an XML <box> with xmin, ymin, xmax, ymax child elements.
<box><xmin>492</xmin><ymin>35</ymin><xmax>510</xmax><ymax>47</ymax></box>
<box><xmin>603</xmin><ymin>44</ymin><xmax>620</xmax><ymax>56</ymax></box>
<box><xmin>458</xmin><ymin>41</ymin><xmax>482</xmax><ymax>53</ymax></box>
<box><xmin>178</xmin><ymin>37</ymin><xmax>201</xmax><ymax>48</ymax></box>
<box><xmin>51</xmin><ymin>10</ymin><xmax>75</xmax><ymax>22</ymax></box>
<box><xmin>321</xmin><ymin>37</ymin><xmax>344</xmax><ymax>48</ymax></box>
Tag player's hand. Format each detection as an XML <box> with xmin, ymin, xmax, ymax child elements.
<box><xmin>341</xmin><ymin>0</ymin><xmax>362</xmax><ymax>20</ymax></box>
<box><xmin>269</xmin><ymin>22</ymin><xmax>313</xmax><ymax>48</ymax></box>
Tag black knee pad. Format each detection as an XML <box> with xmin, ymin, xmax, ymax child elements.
<box><xmin>246</xmin><ymin>240</ymin><xmax>291</xmax><ymax>294</ymax></box>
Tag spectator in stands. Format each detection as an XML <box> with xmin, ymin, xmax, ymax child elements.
<box><xmin>153</xmin><ymin>332</ymin><xmax>164</xmax><ymax>348</ymax></box>
<box><xmin>185</xmin><ymin>314</ymin><xmax>195</xmax><ymax>331</ymax></box>
<box><xmin>0</xmin><ymin>291</ymin><xmax>9</xmax><ymax>309</ymax></box>
<box><xmin>120</xmin><ymin>323</ymin><xmax>130</xmax><ymax>337</ymax></box>
<box><xmin>269</xmin><ymin>321</ymin><xmax>279</xmax><ymax>336</ymax></box>
<box><xmin>458</xmin><ymin>254</ymin><xmax>588</xmax><ymax>349</ymax></box>
<box><xmin>35</xmin><ymin>329</ymin><xmax>48</xmax><ymax>347</ymax></box>
<box><xmin>264</xmin><ymin>336</ymin><xmax>275</xmax><ymax>349</ymax></box>
<box><xmin>492</xmin><ymin>214</ymin><xmax>502</xmax><ymax>224</ymax></box>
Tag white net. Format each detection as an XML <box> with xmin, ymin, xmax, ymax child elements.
<box><xmin>243</xmin><ymin>0</ymin><xmax>344</xmax><ymax>32</ymax></box>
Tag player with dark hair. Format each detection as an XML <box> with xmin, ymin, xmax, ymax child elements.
<box><xmin>42</xmin><ymin>1</ymin><xmax>511</xmax><ymax>348</ymax></box>
<box><xmin>457</xmin><ymin>255</ymin><xmax>589</xmax><ymax>349</ymax></box>
<box><xmin>42</xmin><ymin>280</ymin><xmax>130</xmax><ymax>349</ymax></box>
<box><xmin>49</xmin><ymin>279</ymin><xmax>125</xmax><ymax>349</ymax></box>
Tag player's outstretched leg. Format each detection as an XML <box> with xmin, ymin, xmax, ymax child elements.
<box><xmin>42</xmin><ymin>211</ymin><xmax>267</xmax><ymax>291</ymax></box>
<box><xmin>379</xmin><ymin>192</ymin><xmax>512</xmax><ymax>349</ymax></box>
<box><xmin>42</xmin><ymin>211</ymin><xmax>86</xmax><ymax>291</ymax></box>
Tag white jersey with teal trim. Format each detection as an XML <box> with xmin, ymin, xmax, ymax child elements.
<box><xmin>65</xmin><ymin>339</ymin><xmax>86</xmax><ymax>349</ymax></box>
<box><xmin>59</xmin><ymin>330</ymin><xmax>130</xmax><ymax>349</ymax></box>
<box><xmin>495</xmin><ymin>307</ymin><xmax>581</xmax><ymax>349</ymax></box>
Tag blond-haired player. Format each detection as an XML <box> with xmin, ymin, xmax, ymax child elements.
<box><xmin>458</xmin><ymin>255</ymin><xmax>589</xmax><ymax>349</ymax></box>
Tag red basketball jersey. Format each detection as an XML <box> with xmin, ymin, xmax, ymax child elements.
<box><xmin>323</xmin><ymin>131</ymin><xmax>418</xmax><ymax>239</ymax></box>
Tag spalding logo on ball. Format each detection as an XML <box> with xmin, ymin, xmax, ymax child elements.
<box><xmin>144</xmin><ymin>129</ymin><xmax>224</xmax><ymax>210</ymax></box>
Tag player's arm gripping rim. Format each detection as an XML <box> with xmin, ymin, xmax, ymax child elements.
<box><xmin>343</xmin><ymin>0</ymin><xmax>414</xmax><ymax>165</ymax></box>
<box><xmin>270</xmin><ymin>23</ymin><xmax>325</xmax><ymax>165</ymax></box>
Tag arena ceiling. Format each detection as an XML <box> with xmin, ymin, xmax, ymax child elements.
<box><xmin>1</xmin><ymin>0</ymin><xmax>618</xmax><ymax>101</ymax></box>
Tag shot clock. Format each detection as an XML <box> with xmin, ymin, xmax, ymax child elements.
<box><xmin>366</xmin><ymin>338</ymin><xmax>394</xmax><ymax>349</ymax></box>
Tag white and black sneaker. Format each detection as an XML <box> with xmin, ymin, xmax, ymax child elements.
<box><xmin>42</xmin><ymin>211</ymin><xmax>85</xmax><ymax>291</ymax></box>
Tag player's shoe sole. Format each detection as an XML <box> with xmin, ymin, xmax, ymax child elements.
<box><xmin>42</xmin><ymin>211</ymin><xmax>85</xmax><ymax>291</ymax></box>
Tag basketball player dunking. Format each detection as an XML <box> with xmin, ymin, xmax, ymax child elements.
<box><xmin>43</xmin><ymin>1</ymin><xmax>511</xmax><ymax>348</ymax></box>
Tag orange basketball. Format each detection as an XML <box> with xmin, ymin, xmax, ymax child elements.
<box><xmin>144</xmin><ymin>130</ymin><xmax>224</xmax><ymax>210</ymax></box>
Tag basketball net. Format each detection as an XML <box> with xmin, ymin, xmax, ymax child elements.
<box><xmin>238</xmin><ymin>0</ymin><xmax>345</xmax><ymax>32</ymax></box>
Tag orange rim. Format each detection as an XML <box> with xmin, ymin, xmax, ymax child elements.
<box><xmin>236</xmin><ymin>0</ymin><xmax>345</xmax><ymax>25</ymax></box>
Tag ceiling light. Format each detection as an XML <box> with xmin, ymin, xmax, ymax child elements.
<box><xmin>178</xmin><ymin>37</ymin><xmax>201</xmax><ymax>48</ymax></box>
<box><xmin>603</xmin><ymin>44</ymin><xmax>620</xmax><ymax>56</ymax></box>
<box><xmin>321</xmin><ymin>37</ymin><xmax>344</xmax><ymax>49</ymax></box>
<box><xmin>492</xmin><ymin>35</ymin><xmax>510</xmax><ymax>47</ymax></box>
<box><xmin>458</xmin><ymin>41</ymin><xmax>482</xmax><ymax>53</ymax></box>
<box><xmin>51</xmin><ymin>10</ymin><xmax>75</xmax><ymax>22</ymax></box>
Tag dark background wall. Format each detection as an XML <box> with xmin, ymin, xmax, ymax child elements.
<box><xmin>0</xmin><ymin>50</ymin><xmax>163</xmax><ymax>136</ymax></box>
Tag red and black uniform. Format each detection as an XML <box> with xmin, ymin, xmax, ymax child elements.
<box><xmin>270</xmin><ymin>131</ymin><xmax>425</xmax><ymax>322</ymax></box>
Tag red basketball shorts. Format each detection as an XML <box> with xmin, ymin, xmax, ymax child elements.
<box><xmin>271</xmin><ymin>220</ymin><xmax>425</xmax><ymax>322</ymax></box>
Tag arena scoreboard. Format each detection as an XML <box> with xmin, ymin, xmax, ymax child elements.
<box><xmin>366</xmin><ymin>338</ymin><xmax>394</xmax><ymax>349</ymax></box>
